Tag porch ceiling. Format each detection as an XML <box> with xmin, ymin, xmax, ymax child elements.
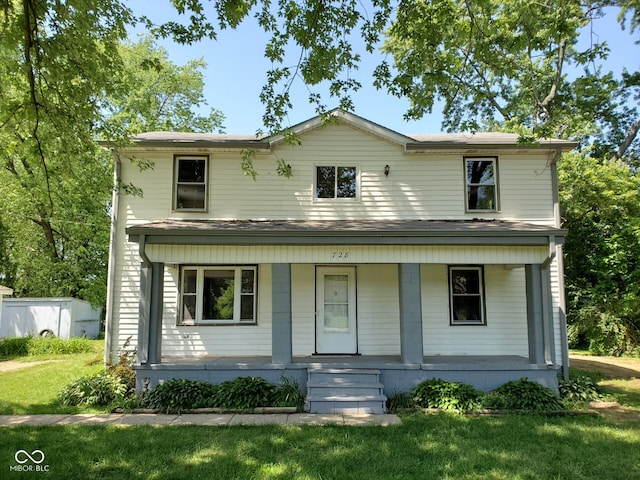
<box><xmin>127</xmin><ymin>219</ymin><xmax>566</xmax><ymax>247</ymax></box>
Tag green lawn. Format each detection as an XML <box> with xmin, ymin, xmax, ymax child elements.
<box><xmin>0</xmin><ymin>340</ymin><xmax>105</xmax><ymax>414</ymax></box>
<box><xmin>2</xmin><ymin>343</ymin><xmax>640</xmax><ymax>479</ymax></box>
<box><xmin>2</xmin><ymin>414</ymin><xmax>639</xmax><ymax>479</ymax></box>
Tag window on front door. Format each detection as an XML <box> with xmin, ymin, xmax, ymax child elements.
<box><xmin>315</xmin><ymin>166</ymin><xmax>358</xmax><ymax>199</ymax></box>
<box><xmin>179</xmin><ymin>266</ymin><xmax>257</xmax><ymax>325</ymax></box>
<box><xmin>449</xmin><ymin>266</ymin><xmax>486</xmax><ymax>325</ymax></box>
<box><xmin>174</xmin><ymin>156</ymin><xmax>208</xmax><ymax>211</ymax></box>
<box><xmin>465</xmin><ymin>157</ymin><xmax>498</xmax><ymax>211</ymax></box>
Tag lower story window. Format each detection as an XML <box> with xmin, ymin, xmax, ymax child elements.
<box><xmin>179</xmin><ymin>266</ymin><xmax>257</xmax><ymax>325</ymax></box>
<box><xmin>449</xmin><ymin>266</ymin><xmax>486</xmax><ymax>325</ymax></box>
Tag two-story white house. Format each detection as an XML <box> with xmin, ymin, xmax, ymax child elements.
<box><xmin>105</xmin><ymin>110</ymin><xmax>574</xmax><ymax>413</ymax></box>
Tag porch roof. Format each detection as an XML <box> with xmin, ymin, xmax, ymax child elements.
<box><xmin>127</xmin><ymin>219</ymin><xmax>566</xmax><ymax>247</ymax></box>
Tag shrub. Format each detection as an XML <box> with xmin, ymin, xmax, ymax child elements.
<box><xmin>0</xmin><ymin>337</ymin><xmax>30</xmax><ymax>357</ymax></box>
<box><xmin>26</xmin><ymin>336</ymin><xmax>94</xmax><ymax>355</ymax></box>
<box><xmin>141</xmin><ymin>378</ymin><xmax>219</xmax><ymax>413</ymax></box>
<box><xmin>488</xmin><ymin>378</ymin><xmax>564</xmax><ymax>412</ymax></box>
<box><xmin>107</xmin><ymin>337</ymin><xmax>137</xmax><ymax>395</ymax></box>
<box><xmin>58</xmin><ymin>371</ymin><xmax>128</xmax><ymax>407</ymax></box>
<box><xmin>412</xmin><ymin>378</ymin><xmax>483</xmax><ymax>413</ymax></box>
<box><xmin>0</xmin><ymin>336</ymin><xmax>94</xmax><ymax>357</ymax></box>
<box><xmin>559</xmin><ymin>375</ymin><xmax>602</xmax><ymax>402</ymax></box>
<box><xmin>214</xmin><ymin>376</ymin><xmax>277</xmax><ymax>410</ymax></box>
<box><xmin>386</xmin><ymin>391</ymin><xmax>415</xmax><ymax>412</ymax></box>
<box><xmin>272</xmin><ymin>376</ymin><xmax>305</xmax><ymax>410</ymax></box>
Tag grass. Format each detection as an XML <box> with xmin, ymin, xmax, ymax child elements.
<box><xmin>2</xmin><ymin>344</ymin><xmax>640</xmax><ymax>479</ymax></box>
<box><xmin>1</xmin><ymin>414</ymin><xmax>639</xmax><ymax>479</ymax></box>
<box><xmin>0</xmin><ymin>339</ymin><xmax>106</xmax><ymax>414</ymax></box>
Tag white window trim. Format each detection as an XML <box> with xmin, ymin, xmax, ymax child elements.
<box><xmin>313</xmin><ymin>164</ymin><xmax>360</xmax><ymax>201</ymax></box>
<box><xmin>464</xmin><ymin>156</ymin><xmax>499</xmax><ymax>212</ymax></box>
<box><xmin>179</xmin><ymin>266</ymin><xmax>257</xmax><ymax>326</ymax></box>
<box><xmin>448</xmin><ymin>266</ymin><xmax>486</xmax><ymax>326</ymax></box>
<box><xmin>173</xmin><ymin>155</ymin><xmax>209</xmax><ymax>212</ymax></box>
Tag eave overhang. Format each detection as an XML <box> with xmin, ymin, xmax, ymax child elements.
<box><xmin>127</xmin><ymin>220</ymin><xmax>566</xmax><ymax>247</ymax></box>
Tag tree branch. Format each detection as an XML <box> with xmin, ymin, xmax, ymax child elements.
<box><xmin>538</xmin><ymin>38</ymin><xmax>567</xmax><ymax>122</ymax></box>
<box><xmin>610</xmin><ymin>119</ymin><xmax>640</xmax><ymax>162</ymax></box>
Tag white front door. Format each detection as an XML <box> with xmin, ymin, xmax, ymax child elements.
<box><xmin>316</xmin><ymin>266</ymin><xmax>357</xmax><ymax>354</ymax></box>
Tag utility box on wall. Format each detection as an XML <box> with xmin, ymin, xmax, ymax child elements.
<box><xmin>0</xmin><ymin>298</ymin><xmax>101</xmax><ymax>339</ymax></box>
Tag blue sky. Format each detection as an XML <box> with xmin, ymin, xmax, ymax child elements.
<box><xmin>128</xmin><ymin>1</ymin><xmax>639</xmax><ymax>135</ymax></box>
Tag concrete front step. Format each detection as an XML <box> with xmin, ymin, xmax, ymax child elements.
<box><xmin>308</xmin><ymin>383</ymin><xmax>384</xmax><ymax>397</ymax></box>
<box><xmin>306</xmin><ymin>368</ymin><xmax>387</xmax><ymax>414</ymax></box>
<box><xmin>308</xmin><ymin>369</ymin><xmax>382</xmax><ymax>384</ymax></box>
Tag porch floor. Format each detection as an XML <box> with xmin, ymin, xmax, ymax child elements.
<box><xmin>156</xmin><ymin>355</ymin><xmax>547</xmax><ymax>371</ymax></box>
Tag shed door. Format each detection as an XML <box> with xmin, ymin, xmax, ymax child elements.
<box><xmin>315</xmin><ymin>266</ymin><xmax>357</xmax><ymax>354</ymax></box>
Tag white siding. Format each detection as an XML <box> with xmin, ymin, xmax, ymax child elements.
<box><xmin>119</xmin><ymin>124</ymin><xmax>556</xmax><ymax>224</ymax></box>
<box><xmin>160</xmin><ymin>264</ymin><xmax>272</xmax><ymax>356</ymax></box>
<box><xmin>422</xmin><ymin>265</ymin><xmax>529</xmax><ymax>356</ymax></box>
<box><xmin>291</xmin><ymin>265</ymin><xmax>315</xmax><ymax>355</ymax></box>
<box><xmin>146</xmin><ymin>244</ymin><xmax>550</xmax><ymax>265</ymax></box>
<box><xmin>356</xmin><ymin>265</ymin><xmax>401</xmax><ymax>355</ymax></box>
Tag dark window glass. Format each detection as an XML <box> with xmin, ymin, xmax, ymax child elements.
<box><xmin>337</xmin><ymin>167</ymin><xmax>356</xmax><ymax>198</ymax></box>
<box><xmin>316</xmin><ymin>166</ymin><xmax>336</xmax><ymax>198</ymax></box>
<box><xmin>176</xmin><ymin>158</ymin><xmax>206</xmax><ymax>210</ymax></box>
<box><xmin>466</xmin><ymin>160</ymin><xmax>496</xmax><ymax>210</ymax></box>
<box><xmin>450</xmin><ymin>268</ymin><xmax>484</xmax><ymax>324</ymax></box>
<box><xmin>202</xmin><ymin>270</ymin><xmax>234</xmax><ymax>320</ymax></box>
<box><xmin>178</xmin><ymin>159</ymin><xmax>206</xmax><ymax>182</ymax></box>
<box><xmin>316</xmin><ymin>166</ymin><xmax>356</xmax><ymax>198</ymax></box>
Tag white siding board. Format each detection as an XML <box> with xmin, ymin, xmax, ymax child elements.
<box><xmin>291</xmin><ymin>265</ymin><xmax>315</xmax><ymax>355</ymax></box>
<box><xmin>146</xmin><ymin>244</ymin><xmax>549</xmax><ymax>265</ymax></box>
<box><xmin>160</xmin><ymin>264</ymin><xmax>272</xmax><ymax>356</ymax></box>
<box><xmin>356</xmin><ymin>265</ymin><xmax>401</xmax><ymax>355</ymax></box>
<box><xmin>422</xmin><ymin>265</ymin><xmax>528</xmax><ymax>356</ymax></box>
<box><xmin>117</xmin><ymin>125</ymin><xmax>556</xmax><ymax>223</ymax></box>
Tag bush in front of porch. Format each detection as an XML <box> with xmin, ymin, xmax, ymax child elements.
<box><xmin>387</xmin><ymin>377</ymin><xmax>569</xmax><ymax>414</ymax></box>
<box><xmin>137</xmin><ymin>376</ymin><xmax>305</xmax><ymax>413</ymax></box>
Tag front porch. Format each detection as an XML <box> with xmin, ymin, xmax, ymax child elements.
<box><xmin>135</xmin><ymin>354</ymin><xmax>561</xmax><ymax>395</ymax></box>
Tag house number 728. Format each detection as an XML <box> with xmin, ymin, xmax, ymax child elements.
<box><xmin>332</xmin><ymin>251</ymin><xmax>350</xmax><ymax>259</ymax></box>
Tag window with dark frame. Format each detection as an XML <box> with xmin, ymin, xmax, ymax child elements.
<box><xmin>465</xmin><ymin>157</ymin><xmax>498</xmax><ymax>211</ymax></box>
<box><xmin>315</xmin><ymin>166</ymin><xmax>357</xmax><ymax>199</ymax></box>
<box><xmin>449</xmin><ymin>266</ymin><xmax>486</xmax><ymax>325</ymax></box>
<box><xmin>175</xmin><ymin>156</ymin><xmax>208</xmax><ymax>210</ymax></box>
<box><xmin>179</xmin><ymin>266</ymin><xmax>257</xmax><ymax>325</ymax></box>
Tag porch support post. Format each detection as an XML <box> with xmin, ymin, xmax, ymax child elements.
<box><xmin>398</xmin><ymin>263</ymin><xmax>424</xmax><ymax>364</ymax></box>
<box><xmin>541</xmin><ymin>262</ymin><xmax>556</xmax><ymax>365</ymax></box>
<box><xmin>272</xmin><ymin>263</ymin><xmax>292</xmax><ymax>364</ymax></box>
<box><xmin>148</xmin><ymin>262</ymin><xmax>164</xmax><ymax>365</ymax></box>
<box><xmin>525</xmin><ymin>264</ymin><xmax>545</xmax><ymax>364</ymax></box>
<box><xmin>138</xmin><ymin>262</ymin><xmax>164</xmax><ymax>365</ymax></box>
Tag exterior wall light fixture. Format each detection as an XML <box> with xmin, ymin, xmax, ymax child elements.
<box><xmin>384</xmin><ymin>165</ymin><xmax>390</xmax><ymax>176</ymax></box>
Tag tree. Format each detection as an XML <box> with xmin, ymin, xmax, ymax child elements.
<box><xmin>560</xmin><ymin>153</ymin><xmax>640</xmax><ymax>354</ymax></box>
<box><xmin>0</xmin><ymin>9</ymin><xmax>224</xmax><ymax>307</ymax></box>
<box><xmin>145</xmin><ymin>1</ymin><xmax>638</xmax><ymax>159</ymax></box>
<box><xmin>99</xmin><ymin>36</ymin><xmax>225</xmax><ymax>141</ymax></box>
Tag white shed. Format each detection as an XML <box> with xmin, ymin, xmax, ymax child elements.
<box><xmin>0</xmin><ymin>298</ymin><xmax>101</xmax><ymax>339</ymax></box>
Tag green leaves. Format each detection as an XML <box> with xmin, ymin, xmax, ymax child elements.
<box><xmin>560</xmin><ymin>153</ymin><xmax>640</xmax><ymax>354</ymax></box>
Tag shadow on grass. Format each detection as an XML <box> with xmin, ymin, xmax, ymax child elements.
<box><xmin>1</xmin><ymin>414</ymin><xmax>639</xmax><ymax>480</ymax></box>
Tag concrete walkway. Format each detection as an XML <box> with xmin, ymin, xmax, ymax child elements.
<box><xmin>0</xmin><ymin>413</ymin><xmax>401</xmax><ymax>427</ymax></box>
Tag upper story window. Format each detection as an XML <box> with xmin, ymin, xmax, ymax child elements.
<box><xmin>315</xmin><ymin>165</ymin><xmax>358</xmax><ymax>199</ymax></box>
<box><xmin>465</xmin><ymin>157</ymin><xmax>498</xmax><ymax>211</ymax></box>
<box><xmin>179</xmin><ymin>266</ymin><xmax>257</xmax><ymax>325</ymax></box>
<box><xmin>174</xmin><ymin>155</ymin><xmax>208</xmax><ymax>211</ymax></box>
<box><xmin>449</xmin><ymin>266</ymin><xmax>486</xmax><ymax>325</ymax></box>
